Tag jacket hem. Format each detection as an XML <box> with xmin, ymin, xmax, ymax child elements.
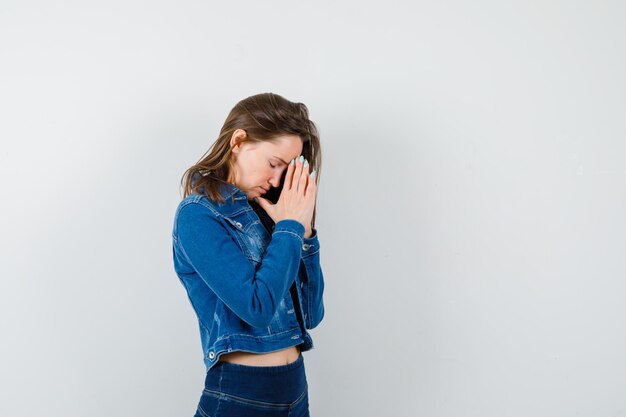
<box><xmin>203</xmin><ymin>328</ymin><xmax>314</xmax><ymax>372</ymax></box>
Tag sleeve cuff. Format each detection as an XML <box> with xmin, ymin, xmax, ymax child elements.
<box><xmin>302</xmin><ymin>228</ymin><xmax>320</xmax><ymax>256</ymax></box>
<box><xmin>274</xmin><ymin>219</ymin><xmax>305</xmax><ymax>241</ymax></box>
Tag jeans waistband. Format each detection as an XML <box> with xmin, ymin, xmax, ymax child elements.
<box><xmin>204</xmin><ymin>353</ymin><xmax>307</xmax><ymax>405</ymax></box>
<box><xmin>214</xmin><ymin>352</ymin><xmax>304</xmax><ymax>374</ymax></box>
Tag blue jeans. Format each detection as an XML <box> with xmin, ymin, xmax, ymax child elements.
<box><xmin>194</xmin><ymin>353</ymin><xmax>310</xmax><ymax>417</ymax></box>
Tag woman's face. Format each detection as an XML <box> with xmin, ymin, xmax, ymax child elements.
<box><xmin>229</xmin><ymin>129</ymin><xmax>303</xmax><ymax>199</ymax></box>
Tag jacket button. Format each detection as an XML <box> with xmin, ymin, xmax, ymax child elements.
<box><xmin>235</xmin><ymin>221</ymin><xmax>242</xmax><ymax>229</ymax></box>
<box><xmin>302</xmin><ymin>243</ymin><xmax>310</xmax><ymax>250</ymax></box>
<box><xmin>208</xmin><ymin>351</ymin><xmax>215</xmax><ymax>360</ymax></box>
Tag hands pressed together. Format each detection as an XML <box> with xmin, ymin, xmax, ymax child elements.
<box><xmin>255</xmin><ymin>155</ymin><xmax>317</xmax><ymax>238</ymax></box>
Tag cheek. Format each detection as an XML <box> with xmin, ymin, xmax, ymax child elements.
<box><xmin>252</xmin><ymin>164</ymin><xmax>270</xmax><ymax>182</ymax></box>
<box><xmin>242</xmin><ymin>157</ymin><xmax>264</xmax><ymax>179</ymax></box>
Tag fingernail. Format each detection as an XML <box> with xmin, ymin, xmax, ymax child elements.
<box><xmin>310</xmin><ymin>170</ymin><xmax>316</xmax><ymax>178</ymax></box>
<box><xmin>304</xmin><ymin>159</ymin><xmax>309</xmax><ymax>168</ymax></box>
<box><xmin>253</xmin><ymin>197</ymin><xmax>258</xmax><ymax>202</ymax></box>
<box><xmin>290</xmin><ymin>158</ymin><xmax>295</xmax><ymax>166</ymax></box>
<box><xmin>299</xmin><ymin>155</ymin><xmax>304</xmax><ymax>163</ymax></box>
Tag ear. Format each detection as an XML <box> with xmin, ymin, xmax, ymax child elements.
<box><xmin>230</xmin><ymin>129</ymin><xmax>247</xmax><ymax>154</ymax></box>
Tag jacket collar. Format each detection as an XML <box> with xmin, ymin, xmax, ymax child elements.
<box><xmin>192</xmin><ymin>172</ymin><xmax>248</xmax><ymax>201</ymax></box>
<box><xmin>218</xmin><ymin>181</ymin><xmax>248</xmax><ymax>200</ymax></box>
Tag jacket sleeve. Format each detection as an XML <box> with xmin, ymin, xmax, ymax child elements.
<box><xmin>299</xmin><ymin>228</ymin><xmax>325</xmax><ymax>329</ymax></box>
<box><xmin>175</xmin><ymin>202</ymin><xmax>305</xmax><ymax>328</ymax></box>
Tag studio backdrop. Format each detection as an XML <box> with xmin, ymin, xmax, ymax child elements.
<box><xmin>1</xmin><ymin>1</ymin><xmax>625</xmax><ymax>416</ymax></box>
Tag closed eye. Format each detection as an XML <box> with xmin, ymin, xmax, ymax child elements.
<box><xmin>269</xmin><ymin>162</ymin><xmax>276</xmax><ymax>168</ymax></box>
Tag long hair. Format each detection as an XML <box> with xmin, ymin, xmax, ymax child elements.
<box><xmin>180</xmin><ymin>92</ymin><xmax>322</xmax><ymax>228</ymax></box>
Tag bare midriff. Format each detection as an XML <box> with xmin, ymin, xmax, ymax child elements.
<box><xmin>218</xmin><ymin>345</ymin><xmax>301</xmax><ymax>366</ymax></box>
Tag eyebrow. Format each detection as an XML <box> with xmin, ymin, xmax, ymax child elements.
<box><xmin>273</xmin><ymin>155</ymin><xmax>289</xmax><ymax>165</ymax></box>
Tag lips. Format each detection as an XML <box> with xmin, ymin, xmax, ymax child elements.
<box><xmin>259</xmin><ymin>187</ymin><xmax>268</xmax><ymax>193</ymax></box>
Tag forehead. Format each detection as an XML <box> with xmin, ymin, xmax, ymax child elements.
<box><xmin>251</xmin><ymin>135</ymin><xmax>302</xmax><ymax>156</ymax></box>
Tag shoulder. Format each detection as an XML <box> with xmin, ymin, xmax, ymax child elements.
<box><xmin>179</xmin><ymin>191</ymin><xmax>223</xmax><ymax>209</ymax></box>
<box><xmin>175</xmin><ymin>194</ymin><xmax>221</xmax><ymax>223</ymax></box>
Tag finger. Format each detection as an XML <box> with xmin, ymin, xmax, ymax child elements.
<box><xmin>305</xmin><ymin>170</ymin><xmax>317</xmax><ymax>197</ymax></box>
<box><xmin>255</xmin><ymin>196</ymin><xmax>273</xmax><ymax>211</ymax></box>
<box><xmin>294</xmin><ymin>156</ymin><xmax>304</xmax><ymax>193</ymax></box>
<box><xmin>298</xmin><ymin>159</ymin><xmax>310</xmax><ymax>194</ymax></box>
<box><xmin>285</xmin><ymin>157</ymin><xmax>296</xmax><ymax>191</ymax></box>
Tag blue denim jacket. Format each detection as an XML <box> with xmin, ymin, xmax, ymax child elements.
<box><xmin>171</xmin><ymin>181</ymin><xmax>325</xmax><ymax>372</ymax></box>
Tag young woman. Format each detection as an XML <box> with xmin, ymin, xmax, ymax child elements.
<box><xmin>172</xmin><ymin>93</ymin><xmax>325</xmax><ymax>417</ymax></box>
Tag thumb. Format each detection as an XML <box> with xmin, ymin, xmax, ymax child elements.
<box><xmin>254</xmin><ymin>196</ymin><xmax>273</xmax><ymax>212</ymax></box>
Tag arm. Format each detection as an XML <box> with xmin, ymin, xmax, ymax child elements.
<box><xmin>299</xmin><ymin>228</ymin><xmax>325</xmax><ymax>329</ymax></box>
<box><xmin>175</xmin><ymin>202</ymin><xmax>305</xmax><ymax>328</ymax></box>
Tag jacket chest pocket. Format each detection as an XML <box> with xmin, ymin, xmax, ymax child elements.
<box><xmin>221</xmin><ymin>212</ymin><xmax>270</xmax><ymax>265</ymax></box>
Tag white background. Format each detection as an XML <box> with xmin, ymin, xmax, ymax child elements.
<box><xmin>1</xmin><ymin>1</ymin><xmax>625</xmax><ymax>416</ymax></box>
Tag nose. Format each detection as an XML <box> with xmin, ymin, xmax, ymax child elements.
<box><xmin>269</xmin><ymin>170</ymin><xmax>282</xmax><ymax>188</ymax></box>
